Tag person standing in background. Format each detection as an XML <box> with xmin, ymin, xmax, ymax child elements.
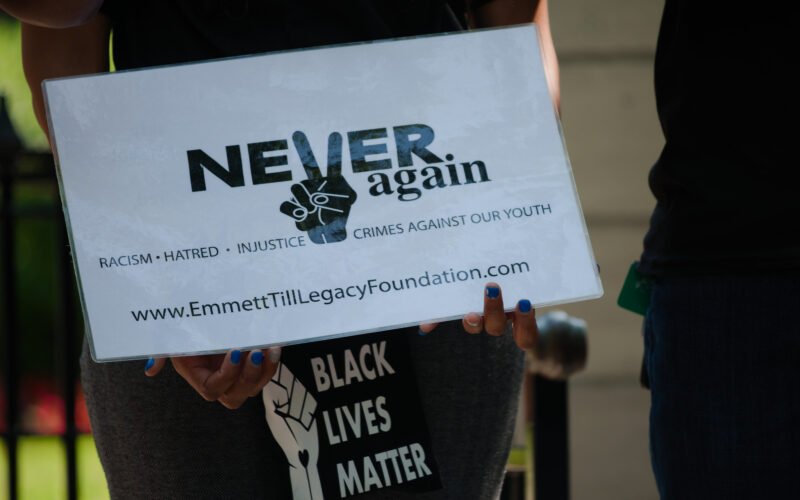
<box><xmin>640</xmin><ymin>2</ymin><xmax>799</xmax><ymax>498</ymax></box>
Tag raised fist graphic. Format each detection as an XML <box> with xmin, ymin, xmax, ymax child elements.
<box><xmin>280</xmin><ymin>131</ymin><xmax>357</xmax><ymax>244</ymax></box>
<box><xmin>263</xmin><ymin>363</ymin><xmax>324</xmax><ymax>500</ymax></box>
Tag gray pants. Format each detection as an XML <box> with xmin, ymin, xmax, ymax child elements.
<box><xmin>81</xmin><ymin>323</ymin><xmax>523</xmax><ymax>499</ymax></box>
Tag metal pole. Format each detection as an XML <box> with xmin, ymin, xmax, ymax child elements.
<box><xmin>533</xmin><ymin>375</ymin><xmax>570</xmax><ymax>500</ymax></box>
<box><xmin>528</xmin><ymin>310</ymin><xmax>587</xmax><ymax>499</ymax></box>
<box><xmin>55</xmin><ymin>182</ymin><xmax>79</xmax><ymax>500</ymax></box>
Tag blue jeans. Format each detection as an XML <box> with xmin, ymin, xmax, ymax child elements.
<box><xmin>644</xmin><ymin>273</ymin><xmax>800</xmax><ymax>499</ymax></box>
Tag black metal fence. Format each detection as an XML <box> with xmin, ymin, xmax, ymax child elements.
<box><xmin>1</xmin><ymin>96</ymin><xmax>571</xmax><ymax>500</ymax></box>
<box><xmin>1</xmin><ymin>96</ymin><xmax>81</xmax><ymax>500</ymax></box>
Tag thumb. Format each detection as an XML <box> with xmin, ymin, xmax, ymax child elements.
<box><xmin>144</xmin><ymin>357</ymin><xmax>168</xmax><ymax>377</ymax></box>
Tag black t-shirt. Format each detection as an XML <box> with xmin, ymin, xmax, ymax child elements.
<box><xmin>100</xmin><ymin>0</ymin><xmax>463</xmax><ymax>70</ymax></box>
<box><xmin>639</xmin><ymin>1</ymin><xmax>799</xmax><ymax>276</ymax></box>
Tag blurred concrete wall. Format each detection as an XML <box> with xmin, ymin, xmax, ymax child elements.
<box><xmin>547</xmin><ymin>1</ymin><xmax>664</xmax><ymax>498</ymax></box>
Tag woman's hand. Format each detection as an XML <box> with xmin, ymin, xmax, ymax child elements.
<box><xmin>144</xmin><ymin>348</ymin><xmax>282</xmax><ymax>409</ymax></box>
<box><xmin>420</xmin><ymin>282</ymin><xmax>538</xmax><ymax>350</ymax></box>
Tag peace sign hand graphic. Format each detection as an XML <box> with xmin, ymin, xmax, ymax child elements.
<box><xmin>279</xmin><ymin>131</ymin><xmax>357</xmax><ymax>244</ymax></box>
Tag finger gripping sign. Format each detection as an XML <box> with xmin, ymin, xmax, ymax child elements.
<box><xmin>43</xmin><ymin>25</ymin><xmax>603</xmax><ymax>360</ymax></box>
<box><xmin>263</xmin><ymin>332</ymin><xmax>441</xmax><ymax>499</ymax></box>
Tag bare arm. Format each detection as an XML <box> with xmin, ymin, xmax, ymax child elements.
<box><xmin>471</xmin><ymin>0</ymin><xmax>560</xmax><ymax>110</ymax></box>
<box><xmin>21</xmin><ymin>15</ymin><xmax>111</xmax><ymax>139</ymax></box>
<box><xmin>1</xmin><ymin>0</ymin><xmax>104</xmax><ymax>28</ymax></box>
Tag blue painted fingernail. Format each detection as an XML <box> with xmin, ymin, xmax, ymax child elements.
<box><xmin>144</xmin><ymin>358</ymin><xmax>155</xmax><ymax>372</ymax></box>
<box><xmin>486</xmin><ymin>286</ymin><xmax>500</xmax><ymax>299</ymax></box>
<box><xmin>518</xmin><ymin>299</ymin><xmax>532</xmax><ymax>313</ymax></box>
<box><xmin>418</xmin><ymin>328</ymin><xmax>427</xmax><ymax>336</ymax></box>
<box><xmin>251</xmin><ymin>351</ymin><xmax>264</xmax><ymax>366</ymax></box>
<box><xmin>230</xmin><ymin>350</ymin><xmax>242</xmax><ymax>365</ymax></box>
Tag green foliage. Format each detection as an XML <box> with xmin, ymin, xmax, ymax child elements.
<box><xmin>12</xmin><ymin>180</ymin><xmax>71</xmax><ymax>375</ymax></box>
<box><xmin>0</xmin><ymin>17</ymin><xmax>49</xmax><ymax>150</ymax></box>
<box><xmin>0</xmin><ymin>435</ymin><xmax>110</xmax><ymax>499</ymax></box>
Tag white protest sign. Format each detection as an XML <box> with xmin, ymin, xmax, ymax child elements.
<box><xmin>44</xmin><ymin>25</ymin><xmax>602</xmax><ymax>361</ymax></box>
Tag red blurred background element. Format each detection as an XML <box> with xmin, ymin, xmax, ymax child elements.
<box><xmin>0</xmin><ymin>378</ymin><xmax>90</xmax><ymax>434</ymax></box>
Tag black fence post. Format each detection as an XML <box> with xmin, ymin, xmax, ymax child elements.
<box><xmin>533</xmin><ymin>376</ymin><xmax>570</xmax><ymax>500</ymax></box>
<box><xmin>55</xmin><ymin>196</ymin><xmax>79</xmax><ymax>500</ymax></box>
<box><xmin>1</xmin><ymin>94</ymin><xmax>22</xmax><ymax>500</ymax></box>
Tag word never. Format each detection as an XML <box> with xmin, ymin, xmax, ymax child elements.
<box><xmin>186</xmin><ymin>124</ymin><xmax>490</xmax><ymax>201</ymax></box>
